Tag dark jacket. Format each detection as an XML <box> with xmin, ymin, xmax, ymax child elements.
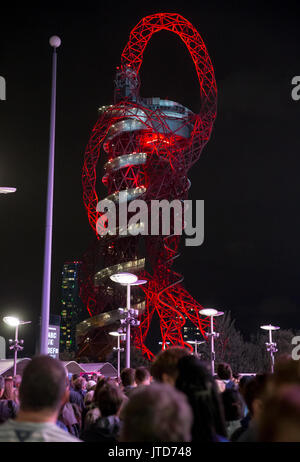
<box><xmin>81</xmin><ymin>415</ymin><xmax>121</xmax><ymax>442</ymax></box>
<box><xmin>69</xmin><ymin>389</ymin><xmax>85</xmax><ymax>412</ymax></box>
<box><xmin>0</xmin><ymin>399</ymin><xmax>18</xmax><ymax>424</ymax></box>
<box><xmin>58</xmin><ymin>402</ymin><xmax>81</xmax><ymax>438</ymax></box>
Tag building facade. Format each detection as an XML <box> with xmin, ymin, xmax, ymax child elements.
<box><xmin>60</xmin><ymin>261</ymin><xmax>83</xmax><ymax>355</ymax></box>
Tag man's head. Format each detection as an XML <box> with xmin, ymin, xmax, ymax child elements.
<box><xmin>150</xmin><ymin>347</ymin><xmax>190</xmax><ymax>386</ymax></box>
<box><xmin>135</xmin><ymin>367</ymin><xmax>151</xmax><ymax>386</ymax></box>
<box><xmin>19</xmin><ymin>356</ymin><xmax>68</xmax><ymax>416</ymax></box>
<box><xmin>272</xmin><ymin>357</ymin><xmax>300</xmax><ymax>387</ymax></box>
<box><xmin>217</xmin><ymin>363</ymin><xmax>233</xmax><ymax>381</ymax></box>
<box><xmin>259</xmin><ymin>385</ymin><xmax>300</xmax><ymax>442</ymax></box>
<box><xmin>120</xmin><ymin>368</ymin><xmax>136</xmax><ymax>387</ymax></box>
<box><xmin>74</xmin><ymin>376</ymin><xmax>86</xmax><ymax>392</ymax></box>
<box><xmin>244</xmin><ymin>374</ymin><xmax>270</xmax><ymax>420</ymax></box>
<box><xmin>239</xmin><ymin>375</ymin><xmax>253</xmax><ymax>398</ymax></box>
<box><xmin>120</xmin><ymin>383</ymin><xmax>193</xmax><ymax>442</ymax></box>
<box><xmin>70</xmin><ymin>373</ymin><xmax>79</xmax><ymax>387</ymax></box>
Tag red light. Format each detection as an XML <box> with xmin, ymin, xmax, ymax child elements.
<box><xmin>80</xmin><ymin>13</ymin><xmax>217</xmax><ymax>359</ymax></box>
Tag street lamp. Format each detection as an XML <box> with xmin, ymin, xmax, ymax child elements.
<box><xmin>199</xmin><ymin>308</ymin><xmax>224</xmax><ymax>376</ymax></box>
<box><xmin>110</xmin><ymin>273</ymin><xmax>147</xmax><ymax>368</ymax></box>
<box><xmin>186</xmin><ymin>339</ymin><xmax>205</xmax><ymax>356</ymax></box>
<box><xmin>40</xmin><ymin>35</ymin><xmax>61</xmax><ymax>354</ymax></box>
<box><xmin>109</xmin><ymin>331</ymin><xmax>125</xmax><ymax>382</ymax></box>
<box><xmin>260</xmin><ymin>324</ymin><xmax>280</xmax><ymax>373</ymax></box>
<box><xmin>0</xmin><ymin>187</ymin><xmax>16</xmax><ymax>194</ymax></box>
<box><xmin>3</xmin><ymin>316</ymin><xmax>31</xmax><ymax>376</ymax></box>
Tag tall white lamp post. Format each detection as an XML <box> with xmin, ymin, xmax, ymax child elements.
<box><xmin>3</xmin><ymin>316</ymin><xmax>31</xmax><ymax>377</ymax></box>
<box><xmin>110</xmin><ymin>273</ymin><xmax>146</xmax><ymax>368</ymax></box>
<box><xmin>199</xmin><ymin>308</ymin><xmax>224</xmax><ymax>376</ymax></box>
<box><xmin>260</xmin><ymin>324</ymin><xmax>280</xmax><ymax>373</ymax></box>
<box><xmin>40</xmin><ymin>35</ymin><xmax>61</xmax><ymax>354</ymax></box>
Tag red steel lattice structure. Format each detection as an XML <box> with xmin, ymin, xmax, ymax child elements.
<box><xmin>80</xmin><ymin>13</ymin><xmax>217</xmax><ymax>360</ymax></box>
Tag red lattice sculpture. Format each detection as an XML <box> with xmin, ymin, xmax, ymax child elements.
<box><xmin>80</xmin><ymin>13</ymin><xmax>217</xmax><ymax>360</ymax></box>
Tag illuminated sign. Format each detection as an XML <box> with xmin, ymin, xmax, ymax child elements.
<box><xmin>48</xmin><ymin>325</ymin><xmax>60</xmax><ymax>359</ymax></box>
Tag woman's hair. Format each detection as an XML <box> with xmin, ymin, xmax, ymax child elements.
<box><xmin>222</xmin><ymin>389</ymin><xmax>244</xmax><ymax>421</ymax></box>
<box><xmin>176</xmin><ymin>355</ymin><xmax>227</xmax><ymax>442</ymax></box>
<box><xmin>3</xmin><ymin>377</ymin><xmax>14</xmax><ymax>400</ymax></box>
<box><xmin>92</xmin><ymin>376</ymin><xmax>112</xmax><ymax>404</ymax></box>
<box><xmin>96</xmin><ymin>382</ymin><xmax>125</xmax><ymax>417</ymax></box>
<box><xmin>150</xmin><ymin>347</ymin><xmax>190</xmax><ymax>383</ymax></box>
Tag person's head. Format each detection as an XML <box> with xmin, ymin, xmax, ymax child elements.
<box><xmin>259</xmin><ymin>385</ymin><xmax>300</xmax><ymax>442</ymax></box>
<box><xmin>97</xmin><ymin>374</ymin><xmax>105</xmax><ymax>384</ymax></box>
<box><xmin>93</xmin><ymin>376</ymin><xmax>111</xmax><ymax>403</ymax></box>
<box><xmin>243</xmin><ymin>374</ymin><xmax>270</xmax><ymax>420</ymax></box>
<box><xmin>274</xmin><ymin>353</ymin><xmax>293</xmax><ymax>372</ymax></box>
<box><xmin>91</xmin><ymin>373</ymin><xmax>98</xmax><ymax>382</ymax></box>
<box><xmin>71</xmin><ymin>373</ymin><xmax>79</xmax><ymax>386</ymax></box>
<box><xmin>176</xmin><ymin>355</ymin><xmax>227</xmax><ymax>441</ymax></box>
<box><xmin>0</xmin><ymin>376</ymin><xmax>5</xmax><ymax>399</ymax></box>
<box><xmin>232</xmin><ymin>373</ymin><xmax>240</xmax><ymax>384</ymax></box>
<box><xmin>150</xmin><ymin>347</ymin><xmax>190</xmax><ymax>386</ymax></box>
<box><xmin>135</xmin><ymin>367</ymin><xmax>151</xmax><ymax>386</ymax></box>
<box><xmin>120</xmin><ymin>383</ymin><xmax>193</xmax><ymax>442</ymax></box>
<box><xmin>120</xmin><ymin>368</ymin><xmax>136</xmax><ymax>387</ymax></box>
<box><xmin>96</xmin><ymin>382</ymin><xmax>125</xmax><ymax>417</ymax></box>
<box><xmin>86</xmin><ymin>380</ymin><xmax>97</xmax><ymax>391</ymax></box>
<box><xmin>272</xmin><ymin>357</ymin><xmax>300</xmax><ymax>388</ymax></box>
<box><xmin>74</xmin><ymin>376</ymin><xmax>86</xmax><ymax>392</ymax></box>
<box><xmin>19</xmin><ymin>356</ymin><xmax>68</xmax><ymax>418</ymax></box>
<box><xmin>3</xmin><ymin>377</ymin><xmax>14</xmax><ymax>400</ymax></box>
<box><xmin>217</xmin><ymin>363</ymin><xmax>233</xmax><ymax>381</ymax></box>
<box><xmin>222</xmin><ymin>389</ymin><xmax>244</xmax><ymax>422</ymax></box>
<box><xmin>238</xmin><ymin>375</ymin><xmax>253</xmax><ymax>399</ymax></box>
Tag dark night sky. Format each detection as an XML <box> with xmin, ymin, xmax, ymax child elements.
<box><xmin>1</xmin><ymin>0</ymin><xmax>300</xmax><ymax>356</ymax></box>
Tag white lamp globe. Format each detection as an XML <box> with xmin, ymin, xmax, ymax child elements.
<box><xmin>110</xmin><ymin>272</ymin><xmax>138</xmax><ymax>284</ymax></box>
<box><xmin>49</xmin><ymin>36</ymin><xmax>61</xmax><ymax>48</ymax></box>
<box><xmin>0</xmin><ymin>187</ymin><xmax>17</xmax><ymax>194</ymax></box>
<box><xmin>260</xmin><ymin>324</ymin><xmax>280</xmax><ymax>331</ymax></box>
<box><xmin>3</xmin><ymin>316</ymin><xmax>20</xmax><ymax>327</ymax></box>
<box><xmin>199</xmin><ymin>308</ymin><xmax>218</xmax><ymax>317</ymax></box>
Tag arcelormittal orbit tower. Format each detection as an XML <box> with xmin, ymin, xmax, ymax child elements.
<box><xmin>77</xmin><ymin>13</ymin><xmax>217</xmax><ymax>360</ymax></box>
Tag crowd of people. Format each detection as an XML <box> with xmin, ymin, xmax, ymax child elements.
<box><xmin>0</xmin><ymin>348</ymin><xmax>299</xmax><ymax>442</ymax></box>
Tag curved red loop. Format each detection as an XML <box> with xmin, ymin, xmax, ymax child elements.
<box><xmin>120</xmin><ymin>12</ymin><xmax>217</xmax><ymax>122</ymax></box>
